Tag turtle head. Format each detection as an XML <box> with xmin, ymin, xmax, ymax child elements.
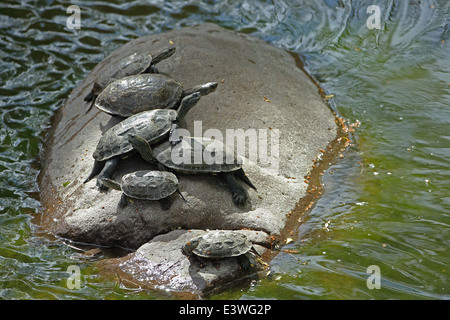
<box><xmin>127</xmin><ymin>134</ymin><xmax>158</xmax><ymax>164</ymax></box>
<box><xmin>152</xmin><ymin>46</ymin><xmax>176</xmax><ymax>64</ymax></box>
<box><xmin>197</xmin><ymin>82</ymin><xmax>218</xmax><ymax>96</ymax></box>
<box><xmin>99</xmin><ymin>178</ymin><xmax>121</xmax><ymax>191</ymax></box>
<box><xmin>182</xmin><ymin>81</ymin><xmax>218</xmax><ymax>99</ymax></box>
<box><xmin>182</xmin><ymin>238</ymin><xmax>200</xmax><ymax>256</ymax></box>
<box><xmin>176</xmin><ymin>92</ymin><xmax>201</xmax><ymax>122</ymax></box>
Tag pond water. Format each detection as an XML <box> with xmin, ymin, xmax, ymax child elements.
<box><xmin>0</xmin><ymin>0</ymin><xmax>448</xmax><ymax>299</ymax></box>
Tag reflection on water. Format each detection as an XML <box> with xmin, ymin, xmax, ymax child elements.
<box><xmin>0</xmin><ymin>0</ymin><xmax>449</xmax><ymax>299</ymax></box>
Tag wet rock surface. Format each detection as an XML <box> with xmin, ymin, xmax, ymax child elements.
<box><xmin>37</xmin><ymin>23</ymin><xmax>337</xmax><ymax>296</ymax></box>
<box><xmin>98</xmin><ymin>229</ymin><xmax>270</xmax><ymax>296</ymax></box>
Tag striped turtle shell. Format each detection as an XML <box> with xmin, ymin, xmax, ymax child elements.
<box><xmin>189</xmin><ymin>231</ymin><xmax>252</xmax><ymax>258</ymax></box>
<box><xmin>153</xmin><ymin>137</ymin><xmax>243</xmax><ymax>174</ymax></box>
<box><xmin>97</xmin><ymin>52</ymin><xmax>154</xmax><ymax>89</ymax></box>
<box><xmin>93</xmin><ymin>109</ymin><xmax>177</xmax><ymax>161</ymax></box>
<box><xmin>95</xmin><ymin>74</ymin><xmax>183</xmax><ymax>117</ymax></box>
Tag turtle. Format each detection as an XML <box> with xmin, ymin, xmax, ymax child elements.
<box><xmin>84</xmin><ymin>46</ymin><xmax>176</xmax><ymax>112</ymax></box>
<box><xmin>127</xmin><ymin>133</ymin><xmax>257</xmax><ymax>206</ymax></box>
<box><xmin>84</xmin><ymin>92</ymin><xmax>202</xmax><ymax>190</ymax></box>
<box><xmin>100</xmin><ymin>170</ymin><xmax>184</xmax><ymax>210</ymax></box>
<box><xmin>182</xmin><ymin>230</ymin><xmax>259</xmax><ymax>269</ymax></box>
<box><xmin>94</xmin><ymin>73</ymin><xmax>218</xmax><ymax>117</ymax></box>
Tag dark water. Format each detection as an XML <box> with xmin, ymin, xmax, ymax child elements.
<box><xmin>0</xmin><ymin>0</ymin><xmax>448</xmax><ymax>299</ymax></box>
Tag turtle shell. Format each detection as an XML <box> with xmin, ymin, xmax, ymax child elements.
<box><xmin>120</xmin><ymin>170</ymin><xmax>178</xmax><ymax>201</ymax></box>
<box><xmin>154</xmin><ymin>137</ymin><xmax>243</xmax><ymax>173</ymax></box>
<box><xmin>98</xmin><ymin>52</ymin><xmax>153</xmax><ymax>89</ymax></box>
<box><xmin>93</xmin><ymin>109</ymin><xmax>177</xmax><ymax>161</ymax></box>
<box><xmin>95</xmin><ymin>74</ymin><xmax>183</xmax><ymax>117</ymax></box>
<box><xmin>191</xmin><ymin>231</ymin><xmax>252</xmax><ymax>258</ymax></box>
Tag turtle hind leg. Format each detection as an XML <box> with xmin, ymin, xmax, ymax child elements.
<box><xmin>84</xmin><ymin>160</ymin><xmax>104</xmax><ymax>184</ymax></box>
<box><xmin>144</xmin><ymin>64</ymin><xmax>159</xmax><ymax>74</ymax></box>
<box><xmin>222</xmin><ymin>172</ymin><xmax>248</xmax><ymax>206</ymax></box>
<box><xmin>239</xmin><ymin>253</ymin><xmax>258</xmax><ymax>271</ymax></box>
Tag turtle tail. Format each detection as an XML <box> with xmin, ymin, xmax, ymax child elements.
<box><xmin>85</xmin><ymin>99</ymin><xmax>96</xmax><ymax>114</ymax></box>
<box><xmin>83</xmin><ymin>160</ymin><xmax>104</xmax><ymax>184</ymax></box>
<box><xmin>84</xmin><ymin>91</ymin><xmax>94</xmax><ymax>102</ymax></box>
<box><xmin>234</xmin><ymin>168</ymin><xmax>257</xmax><ymax>191</ymax></box>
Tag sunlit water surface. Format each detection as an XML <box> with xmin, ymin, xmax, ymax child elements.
<box><xmin>0</xmin><ymin>0</ymin><xmax>448</xmax><ymax>299</ymax></box>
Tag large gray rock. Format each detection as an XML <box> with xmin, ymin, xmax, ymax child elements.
<box><xmin>37</xmin><ymin>23</ymin><xmax>337</xmax><ymax>295</ymax></box>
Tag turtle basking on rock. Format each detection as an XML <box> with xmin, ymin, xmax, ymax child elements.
<box><xmin>84</xmin><ymin>46</ymin><xmax>176</xmax><ymax>112</ymax></box>
<box><xmin>127</xmin><ymin>133</ymin><xmax>257</xmax><ymax>206</ymax></box>
<box><xmin>100</xmin><ymin>170</ymin><xmax>184</xmax><ymax>210</ymax></box>
<box><xmin>94</xmin><ymin>73</ymin><xmax>218</xmax><ymax>117</ymax></box>
<box><xmin>84</xmin><ymin>93</ymin><xmax>202</xmax><ymax>189</ymax></box>
<box><xmin>182</xmin><ymin>230</ymin><xmax>260</xmax><ymax>269</ymax></box>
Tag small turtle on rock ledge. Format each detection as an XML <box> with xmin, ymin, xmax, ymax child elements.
<box><xmin>182</xmin><ymin>230</ymin><xmax>261</xmax><ymax>269</ymax></box>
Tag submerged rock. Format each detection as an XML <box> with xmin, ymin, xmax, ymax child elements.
<box><xmin>37</xmin><ymin>23</ymin><xmax>337</xmax><ymax>296</ymax></box>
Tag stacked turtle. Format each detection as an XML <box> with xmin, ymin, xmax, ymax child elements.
<box><xmin>84</xmin><ymin>46</ymin><xmax>256</xmax><ymax>208</ymax></box>
<box><xmin>83</xmin><ymin>47</ymin><xmax>260</xmax><ymax>269</ymax></box>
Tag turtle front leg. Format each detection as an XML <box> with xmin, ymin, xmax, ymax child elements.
<box><xmin>169</xmin><ymin>123</ymin><xmax>183</xmax><ymax>147</ymax></box>
<box><xmin>145</xmin><ymin>64</ymin><xmax>159</xmax><ymax>74</ymax></box>
<box><xmin>96</xmin><ymin>157</ymin><xmax>119</xmax><ymax>190</ymax></box>
<box><xmin>118</xmin><ymin>194</ymin><xmax>128</xmax><ymax>207</ymax></box>
<box><xmin>195</xmin><ymin>256</ymin><xmax>207</xmax><ymax>268</ymax></box>
<box><xmin>238</xmin><ymin>254</ymin><xmax>252</xmax><ymax>270</ymax></box>
<box><xmin>222</xmin><ymin>172</ymin><xmax>248</xmax><ymax>206</ymax></box>
<box><xmin>84</xmin><ymin>160</ymin><xmax>105</xmax><ymax>184</ymax></box>
<box><xmin>158</xmin><ymin>198</ymin><xmax>172</xmax><ymax>211</ymax></box>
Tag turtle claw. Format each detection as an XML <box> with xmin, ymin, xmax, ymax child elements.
<box><xmin>232</xmin><ymin>191</ymin><xmax>247</xmax><ymax>206</ymax></box>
